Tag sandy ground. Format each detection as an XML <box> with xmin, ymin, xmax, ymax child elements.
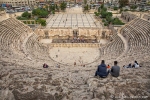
<box><xmin>40</xmin><ymin>39</ymin><xmax>52</xmax><ymax>44</ymax></box>
<box><xmin>49</xmin><ymin>47</ymin><xmax>100</xmax><ymax>65</ymax></box>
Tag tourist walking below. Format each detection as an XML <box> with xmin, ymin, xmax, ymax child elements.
<box><xmin>74</xmin><ymin>62</ymin><xmax>76</xmax><ymax>67</ymax></box>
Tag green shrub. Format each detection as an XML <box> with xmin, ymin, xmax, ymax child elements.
<box><xmin>112</xmin><ymin>18</ymin><xmax>124</xmax><ymax>25</ymax></box>
<box><xmin>32</xmin><ymin>8</ymin><xmax>48</xmax><ymax>18</ymax></box>
<box><xmin>104</xmin><ymin>22</ymin><xmax>108</xmax><ymax>26</ymax></box>
<box><xmin>102</xmin><ymin>7</ymin><xmax>107</xmax><ymax>12</ymax></box>
<box><xmin>98</xmin><ymin>7</ymin><xmax>101</xmax><ymax>12</ymax></box>
<box><xmin>16</xmin><ymin>16</ymin><xmax>28</xmax><ymax>20</ymax></box>
<box><xmin>124</xmin><ymin>9</ymin><xmax>128</xmax><ymax>11</ymax></box>
<box><xmin>27</xmin><ymin>21</ymin><xmax>30</xmax><ymax>24</ymax></box>
<box><xmin>130</xmin><ymin>5</ymin><xmax>137</xmax><ymax>10</ymax></box>
<box><xmin>102</xmin><ymin>19</ymin><xmax>105</xmax><ymax>22</ymax></box>
<box><xmin>101</xmin><ymin>11</ymin><xmax>112</xmax><ymax>18</ymax></box>
<box><xmin>22</xmin><ymin>11</ymin><xmax>31</xmax><ymax>19</ymax></box>
<box><xmin>60</xmin><ymin>1</ymin><xmax>67</xmax><ymax>11</ymax></box>
<box><xmin>36</xmin><ymin>18</ymin><xmax>46</xmax><ymax>26</ymax></box>
<box><xmin>23</xmin><ymin>21</ymin><xmax>26</xmax><ymax>24</ymax></box>
<box><xmin>99</xmin><ymin>4</ymin><xmax>123</xmax><ymax>26</ymax></box>
<box><xmin>52</xmin><ymin>10</ymin><xmax>55</xmax><ymax>14</ymax></box>
<box><xmin>84</xmin><ymin>4</ymin><xmax>89</xmax><ymax>11</ymax></box>
<box><xmin>94</xmin><ymin>12</ymin><xmax>100</xmax><ymax>16</ymax></box>
<box><xmin>106</xmin><ymin>16</ymin><xmax>113</xmax><ymax>24</ymax></box>
<box><xmin>31</xmin><ymin>21</ymin><xmax>34</xmax><ymax>24</ymax></box>
<box><xmin>114</xmin><ymin>7</ymin><xmax>118</xmax><ymax>10</ymax></box>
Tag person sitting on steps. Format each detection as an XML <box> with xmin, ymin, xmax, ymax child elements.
<box><xmin>110</xmin><ymin>61</ymin><xmax>120</xmax><ymax>77</ymax></box>
<box><xmin>95</xmin><ymin>60</ymin><xmax>109</xmax><ymax>78</ymax></box>
<box><xmin>107</xmin><ymin>64</ymin><xmax>111</xmax><ymax>69</ymax></box>
<box><xmin>134</xmin><ymin>61</ymin><xmax>140</xmax><ymax>68</ymax></box>
<box><xmin>132</xmin><ymin>61</ymin><xmax>141</xmax><ymax>68</ymax></box>
<box><xmin>123</xmin><ymin>63</ymin><xmax>132</xmax><ymax>68</ymax></box>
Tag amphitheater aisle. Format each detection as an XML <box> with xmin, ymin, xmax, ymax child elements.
<box><xmin>116</xmin><ymin>33</ymin><xmax>129</xmax><ymax>60</ymax></box>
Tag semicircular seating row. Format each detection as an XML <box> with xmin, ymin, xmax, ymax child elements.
<box><xmin>0</xmin><ymin>18</ymin><xmax>150</xmax><ymax>67</ymax></box>
<box><xmin>118</xmin><ymin>18</ymin><xmax>150</xmax><ymax>65</ymax></box>
<box><xmin>92</xmin><ymin>18</ymin><xmax>150</xmax><ymax>66</ymax></box>
<box><xmin>0</xmin><ymin>18</ymin><xmax>54</xmax><ymax>67</ymax></box>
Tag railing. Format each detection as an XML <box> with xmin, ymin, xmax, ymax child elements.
<box><xmin>20</xmin><ymin>20</ymin><xmax>39</xmax><ymax>25</ymax></box>
<box><xmin>49</xmin><ymin>43</ymin><xmax>101</xmax><ymax>48</ymax></box>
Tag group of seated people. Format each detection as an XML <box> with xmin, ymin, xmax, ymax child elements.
<box><xmin>95</xmin><ymin>60</ymin><xmax>120</xmax><ymax>78</ymax></box>
<box><xmin>123</xmin><ymin>61</ymin><xmax>141</xmax><ymax>68</ymax></box>
<box><xmin>95</xmin><ymin>60</ymin><xmax>141</xmax><ymax>78</ymax></box>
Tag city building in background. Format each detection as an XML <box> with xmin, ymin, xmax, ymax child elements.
<box><xmin>0</xmin><ymin>0</ymin><xmax>39</xmax><ymax>7</ymax></box>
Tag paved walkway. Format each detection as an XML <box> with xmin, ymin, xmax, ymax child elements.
<box><xmin>46</xmin><ymin>13</ymin><xmax>101</xmax><ymax>28</ymax></box>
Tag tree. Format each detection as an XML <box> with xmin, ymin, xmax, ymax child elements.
<box><xmin>22</xmin><ymin>11</ymin><xmax>31</xmax><ymax>19</ymax></box>
<box><xmin>36</xmin><ymin>18</ymin><xmax>46</xmax><ymax>26</ymax></box>
<box><xmin>101</xmin><ymin>4</ymin><xmax>104</xmax><ymax>9</ymax></box>
<box><xmin>32</xmin><ymin>8</ymin><xmax>48</xmax><ymax>18</ymax></box>
<box><xmin>55</xmin><ymin>4</ymin><xmax>59</xmax><ymax>11</ymax></box>
<box><xmin>45</xmin><ymin>5</ymin><xmax>49</xmax><ymax>11</ymax></box>
<box><xmin>102</xmin><ymin>7</ymin><xmax>107</xmax><ymax>12</ymax></box>
<box><xmin>84</xmin><ymin>0</ymin><xmax>87</xmax><ymax>5</ymax></box>
<box><xmin>119</xmin><ymin>0</ymin><xmax>129</xmax><ymax>8</ymax></box>
<box><xmin>60</xmin><ymin>1</ymin><xmax>67</xmax><ymax>11</ymax></box>
<box><xmin>84</xmin><ymin>4</ymin><xmax>89</xmax><ymax>11</ymax></box>
<box><xmin>114</xmin><ymin>7</ymin><xmax>118</xmax><ymax>10</ymax></box>
<box><xmin>94</xmin><ymin>12</ymin><xmax>100</xmax><ymax>16</ymax></box>
<box><xmin>130</xmin><ymin>5</ymin><xmax>137</xmax><ymax>10</ymax></box>
<box><xmin>98</xmin><ymin>7</ymin><xmax>101</xmax><ymax>12</ymax></box>
<box><xmin>112</xmin><ymin>18</ymin><xmax>124</xmax><ymax>25</ymax></box>
<box><xmin>106</xmin><ymin>16</ymin><xmax>113</xmax><ymax>24</ymax></box>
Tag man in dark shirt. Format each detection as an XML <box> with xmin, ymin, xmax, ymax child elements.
<box><xmin>95</xmin><ymin>60</ymin><xmax>109</xmax><ymax>78</ymax></box>
<box><xmin>110</xmin><ymin>61</ymin><xmax>120</xmax><ymax>77</ymax></box>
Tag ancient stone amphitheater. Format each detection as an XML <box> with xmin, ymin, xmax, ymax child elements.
<box><xmin>0</xmin><ymin>10</ymin><xmax>150</xmax><ymax>100</ymax></box>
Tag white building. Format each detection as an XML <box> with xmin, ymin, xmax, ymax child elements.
<box><xmin>0</xmin><ymin>0</ymin><xmax>39</xmax><ymax>7</ymax></box>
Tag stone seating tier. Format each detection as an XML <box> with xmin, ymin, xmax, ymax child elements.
<box><xmin>119</xmin><ymin>18</ymin><xmax>150</xmax><ymax>65</ymax></box>
<box><xmin>0</xmin><ymin>18</ymin><xmax>55</xmax><ymax>67</ymax></box>
<box><xmin>0</xmin><ymin>17</ymin><xmax>150</xmax><ymax>67</ymax></box>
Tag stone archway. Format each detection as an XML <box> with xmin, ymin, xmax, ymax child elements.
<box><xmin>73</xmin><ymin>29</ymin><xmax>79</xmax><ymax>37</ymax></box>
<box><xmin>101</xmin><ymin>31</ymin><xmax>106</xmax><ymax>39</ymax></box>
<box><xmin>128</xmin><ymin>17</ymin><xmax>130</xmax><ymax>22</ymax></box>
<box><xmin>44</xmin><ymin>30</ymin><xmax>49</xmax><ymax>39</ymax></box>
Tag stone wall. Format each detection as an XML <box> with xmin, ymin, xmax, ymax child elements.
<box><xmin>78</xmin><ymin>28</ymin><xmax>101</xmax><ymax>36</ymax></box>
<box><xmin>121</xmin><ymin>12</ymin><xmax>137</xmax><ymax>22</ymax></box>
<box><xmin>143</xmin><ymin>14</ymin><xmax>150</xmax><ymax>21</ymax></box>
<box><xmin>121</xmin><ymin>12</ymin><xmax>150</xmax><ymax>22</ymax></box>
<box><xmin>48</xmin><ymin>28</ymin><xmax>72</xmax><ymax>36</ymax></box>
<box><xmin>35</xmin><ymin>28</ymin><xmax>112</xmax><ymax>39</ymax></box>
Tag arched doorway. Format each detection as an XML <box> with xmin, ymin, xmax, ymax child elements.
<box><xmin>73</xmin><ymin>29</ymin><xmax>78</xmax><ymax>37</ymax></box>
